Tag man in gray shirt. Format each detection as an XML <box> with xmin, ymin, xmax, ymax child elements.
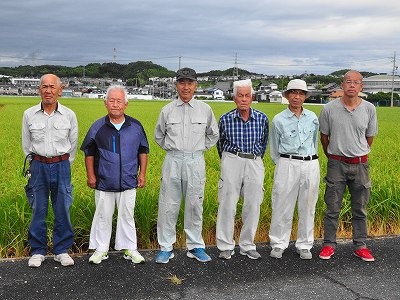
<box><xmin>154</xmin><ymin>67</ymin><xmax>219</xmax><ymax>263</ymax></box>
<box><xmin>22</xmin><ymin>74</ymin><xmax>78</xmax><ymax>268</ymax></box>
<box><xmin>318</xmin><ymin>70</ymin><xmax>377</xmax><ymax>262</ymax></box>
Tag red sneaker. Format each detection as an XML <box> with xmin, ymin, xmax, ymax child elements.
<box><xmin>319</xmin><ymin>246</ymin><xmax>335</xmax><ymax>260</ymax></box>
<box><xmin>354</xmin><ymin>248</ymin><xmax>375</xmax><ymax>262</ymax></box>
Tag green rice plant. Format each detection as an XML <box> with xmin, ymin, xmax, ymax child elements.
<box><xmin>0</xmin><ymin>96</ymin><xmax>399</xmax><ymax>258</ymax></box>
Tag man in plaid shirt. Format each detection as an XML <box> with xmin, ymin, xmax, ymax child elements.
<box><xmin>216</xmin><ymin>79</ymin><xmax>269</xmax><ymax>260</ymax></box>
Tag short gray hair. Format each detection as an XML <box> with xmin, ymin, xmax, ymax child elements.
<box><xmin>40</xmin><ymin>74</ymin><xmax>61</xmax><ymax>86</ymax></box>
<box><xmin>105</xmin><ymin>85</ymin><xmax>128</xmax><ymax>103</ymax></box>
<box><xmin>233</xmin><ymin>79</ymin><xmax>254</xmax><ymax>97</ymax></box>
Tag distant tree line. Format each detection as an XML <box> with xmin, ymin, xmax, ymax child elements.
<box><xmin>0</xmin><ymin>61</ymin><xmax>176</xmax><ymax>86</ymax></box>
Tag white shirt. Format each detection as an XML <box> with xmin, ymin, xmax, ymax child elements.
<box><xmin>22</xmin><ymin>102</ymin><xmax>78</xmax><ymax>162</ymax></box>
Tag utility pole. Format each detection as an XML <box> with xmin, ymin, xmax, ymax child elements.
<box><xmin>178</xmin><ymin>56</ymin><xmax>181</xmax><ymax>70</ymax></box>
<box><xmin>390</xmin><ymin>51</ymin><xmax>397</xmax><ymax>107</ymax></box>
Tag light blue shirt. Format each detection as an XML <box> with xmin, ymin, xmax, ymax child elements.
<box><xmin>111</xmin><ymin>119</ymin><xmax>125</xmax><ymax>131</ymax></box>
<box><xmin>270</xmin><ymin>107</ymin><xmax>319</xmax><ymax>164</ymax></box>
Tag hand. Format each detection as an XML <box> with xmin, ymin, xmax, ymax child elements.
<box><xmin>137</xmin><ymin>173</ymin><xmax>146</xmax><ymax>188</ymax></box>
<box><xmin>87</xmin><ymin>175</ymin><xmax>96</xmax><ymax>189</ymax></box>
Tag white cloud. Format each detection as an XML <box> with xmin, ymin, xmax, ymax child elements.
<box><xmin>0</xmin><ymin>0</ymin><xmax>398</xmax><ymax>74</ymax></box>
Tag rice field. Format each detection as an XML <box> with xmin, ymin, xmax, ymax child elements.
<box><xmin>0</xmin><ymin>96</ymin><xmax>399</xmax><ymax>258</ymax></box>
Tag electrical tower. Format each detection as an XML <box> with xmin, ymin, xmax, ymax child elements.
<box><xmin>233</xmin><ymin>53</ymin><xmax>239</xmax><ymax>78</ymax></box>
<box><xmin>113</xmin><ymin>48</ymin><xmax>117</xmax><ymax>63</ymax></box>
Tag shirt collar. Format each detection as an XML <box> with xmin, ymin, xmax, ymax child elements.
<box><xmin>234</xmin><ymin>107</ymin><xmax>254</xmax><ymax>121</ymax></box>
<box><xmin>176</xmin><ymin>97</ymin><xmax>195</xmax><ymax>107</ymax></box>
<box><xmin>38</xmin><ymin>102</ymin><xmax>62</xmax><ymax>114</ymax></box>
<box><xmin>284</xmin><ymin>107</ymin><xmax>307</xmax><ymax>118</ymax></box>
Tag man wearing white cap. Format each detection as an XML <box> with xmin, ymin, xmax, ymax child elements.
<box><xmin>216</xmin><ymin>79</ymin><xmax>269</xmax><ymax>260</ymax></box>
<box><xmin>269</xmin><ymin>79</ymin><xmax>320</xmax><ymax>260</ymax></box>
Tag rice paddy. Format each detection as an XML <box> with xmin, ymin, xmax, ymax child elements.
<box><xmin>0</xmin><ymin>96</ymin><xmax>399</xmax><ymax>258</ymax></box>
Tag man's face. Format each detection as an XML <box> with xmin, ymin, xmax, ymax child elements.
<box><xmin>105</xmin><ymin>89</ymin><xmax>128</xmax><ymax>119</ymax></box>
<box><xmin>176</xmin><ymin>79</ymin><xmax>197</xmax><ymax>102</ymax></box>
<box><xmin>287</xmin><ymin>89</ymin><xmax>306</xmax><ymax>110</ymax></box>
<box><xmin>341</xmin><ymin>71</ymin><xmax>363</xmax><ymax>98</ymax></box>
<box><xmin>38</xmin><ymin>75</ymin><xmax>63</xmax><ymax>107</ymax></box>
<box><xmin>234</xmin><ymin>86</ymin><xmax>253</xmax><ymax>111</ymax></box>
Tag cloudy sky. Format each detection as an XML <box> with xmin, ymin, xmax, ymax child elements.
<box><xmin>1</xmin><ymin>0</ymin><xmax>399</xmax><ymax>75</ymax></box>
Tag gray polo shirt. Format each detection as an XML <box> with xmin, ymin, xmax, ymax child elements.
<box><xmin>319</xmin><ymin>98</ymin><xmax>377</xmax><ymax>157</ymax></box>
<box><xmin>154</xmin><ymin>98</ymin><xmax>219</xmax><ymax>152</ymax></box>
<box><xmin>22</xmin><ymin>102</ymin><xmax>78</xmax><ymax>162</ymax></box>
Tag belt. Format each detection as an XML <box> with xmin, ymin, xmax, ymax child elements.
<box><xmin>280</xmin><ymin>154</ymin><xmax>318</xmax><ymax>161</ymax></box>
<box><xmin>230</xmin><ymin>152</ymin><xmax>258</xmax><ymax>159</ymax></box>
<box><xmin>329</xmin><ymin>154</ymin><xmax>368</xmax><ymax>164</ymax></box>
<box><xmin>33</xmin><ymin>153</ymin><xmax>70</xmax><ymax>164</ymax></box>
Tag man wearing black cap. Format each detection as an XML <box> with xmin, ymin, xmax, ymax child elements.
<box><xmin>154</xmin><ymin>67</ymin><xmax>219</xmax><ymax>263</ymax></box>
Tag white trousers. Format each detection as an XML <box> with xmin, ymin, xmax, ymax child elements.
<box><xmin>216</xmin><ymin>152</ymin><xmax>265</xmax><ymax>252</ymax></box>
<box><xmin>269</xmin><ymin>157</ymin><xmax>320</xmax><ymax>250</ymax></box>
<box><xmin>157</xmin><ymin>151</ymin><xmax>206</xmax><ymax>252</ymax></box>
<box><xmin>89</xmin><ymin>189</ymin><xmax>138</xmax><ymax>252</ymax></box>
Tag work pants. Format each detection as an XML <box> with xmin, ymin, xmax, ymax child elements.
<box><xmin>216</xmin><ymin>152</ymin><xmax>265</xmax><ymax>252</ymax></box>
<box><xmin>157</xmin><ymin>151</ymin><xmax>206</xmax><ymax>252</ymax></box>
<box><xmin>269</xmin><ymin>157</ymin><xmax>320</xmax><ymax>250</ymax></box>
<box><xmin>89</xmin><ymin>189</ymin><xmax>138</xmax><ymax>252</ymax></box>
<box><xmin>323</xmin><ymin>158</ymin><xmax>371</xmax><ymax>249</ymax></box>
<box><xmin>25</xmin><ymin>159</ymin><xmax>74</xmax><ymax>255</ymax></box>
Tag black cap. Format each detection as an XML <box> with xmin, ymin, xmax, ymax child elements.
<box><xmin>176</xmin><ymin>67</ymin><xmax>197</xmax><ymax>81</ymax></box>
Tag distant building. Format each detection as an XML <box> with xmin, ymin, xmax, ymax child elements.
<box><xmin>11</xmin><ymin>78</ymin><xmax>40</xmax><ymax>87</ymax></box>
<box><xmin>363</xmin><ymin>75</ymin><xmax>400</xmax><ymax>94</ymax></box>
<box><xmin>270</xmin><ymin>91</ymin><xmax>283</xmax><ymax>103</ymax></box>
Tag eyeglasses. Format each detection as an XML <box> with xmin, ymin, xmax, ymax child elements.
<box><xmin>289</xmin><ymin>90</ymin><xmax>307</xmax><ymax>96</ymax></box>
<box><xmin>343</xmin><ymin>80</ymin><xmax>362</xmax><ymax>85</ymax></box>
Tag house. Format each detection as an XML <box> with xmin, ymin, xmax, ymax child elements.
<box><xmin>270</xmin><ymin>91</ymin><xmax>283</xmax><ymax>103</ymax></box>
<box><xmin>215</xmin><ymin>81</ymin><xmax>231</xmax><ymax>94</ymax></box>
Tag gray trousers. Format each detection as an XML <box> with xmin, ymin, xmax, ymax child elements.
<box><xmin>216</xmin><ymin>152</ymin><xmax>265</xmax><ymax>252</ymax></box>
<box><xmin>157</xmin><ymin>151</ymin><xmax>206</xmax><ymax>252</ymax></box>
<box><xmin>323</xmin><ymin>158</ymin><xmax>372</xmax><ymax>249</ymax></box>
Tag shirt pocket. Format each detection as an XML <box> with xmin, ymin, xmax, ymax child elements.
<box><xmin>166</xmin><ymin>117</ymin><xmax>181</xmax><ymax>137</ymax></box>
<box><xmin>29</xmin><ymin>122</ymin><xmax>46</xmax><ymax>142</ymax></box>
<box><xmin>302</xmin><ymin>125</ymin><xmax>315</xmax><ymax>140</ymax></box>
<box><xmin>191</xmin><ymin>116</ymin><xmax>207</xmax><ymax>134</ymax></box>
<box><xmin>53</xmin><ymin>121</ymin><xmax>71</xmax><ymax>141</ymax></box>
<box><xmin>282</xmin><ymin>126</ymin><xmax>298</xmax><ymax>140</ymax></box>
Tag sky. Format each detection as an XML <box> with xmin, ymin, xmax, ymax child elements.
<box><xmin>1</xmin><ymin>0</ymin><xmax>399</xmax><ymax>75</ymax></box>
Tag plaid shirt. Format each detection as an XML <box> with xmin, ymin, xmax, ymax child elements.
<box><xmin>217</xmin><ymin>108</ymin><xmax>269</xmax><ymax>158</ymax></box>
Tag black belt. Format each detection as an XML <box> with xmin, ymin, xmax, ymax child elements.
<box><xmin>280</xmin><ymin>154</ymin><xmax>318</xmax><ymax>161</ymax></box>
<box><xmin>230</xmin><ymin>152</ymin><xmax>258</xmax><ymax>159</ymax></box>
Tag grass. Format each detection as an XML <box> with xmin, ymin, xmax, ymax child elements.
<box><xmin>0</xmin><ymin>96</ymin><xmax>399</xmax><ymax>258</ymax></box>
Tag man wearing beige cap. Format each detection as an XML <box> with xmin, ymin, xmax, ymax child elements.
<box><xmin>269</xmin><ymin>79</ymin><xmax>320</xmax><ymax>260</ymax></box>
<box><xmin>216</xmin><ymin>79</ymin><xmax>269</xmax><ymax>260</ymax></box>
<box><xmin>154</xmin><ymin>67</ymin><xmax>219</xmax><ymax>263</ymax></box>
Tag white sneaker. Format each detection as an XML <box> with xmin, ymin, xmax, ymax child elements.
<box><xmin>89</xmin><ymin>250</ymin><xmax>109</xmax><ymax>264</ymax></box>
<box><xmin>270</xmin><ymin>248</ymin><xmax>283</xmax><ymax>259</ymax></box>
<box><xmin>124</xmin><ymin>249</ymin><xmax>145</xmax><ymax>264</ymax></box>
<box><xmin>28</xmin><ymin>254</ymin><xmax>45</xmax><ymax>268</ymax></box>
<box><xmin>54</xmin><ymin>253</ymin><xmax>74</xmax><ymax>266</ymax></box>
<box><xmin>297</xmin><ymin>249</ymin><xmax>312</xmax><ymax>260</ymax></box>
